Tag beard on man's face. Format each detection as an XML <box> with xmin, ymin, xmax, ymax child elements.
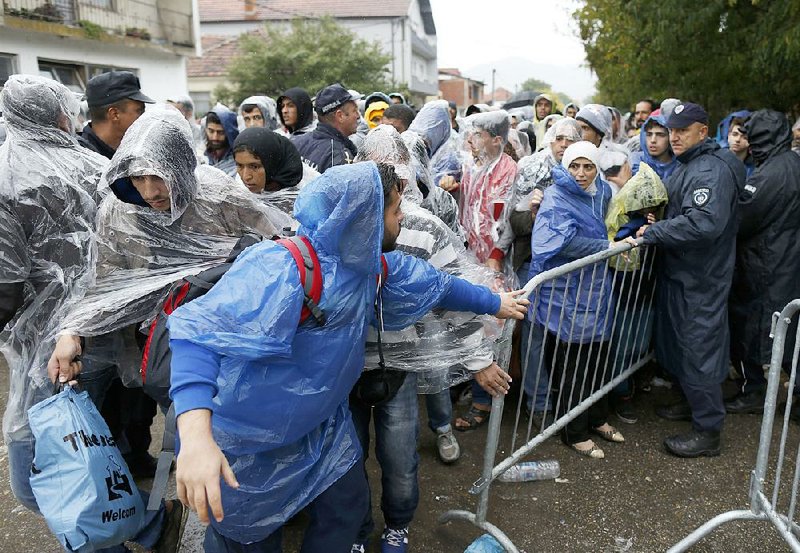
<box><xmin>207</xmin><ymin>139</ymin><xmax>227</xmax><ymax>151</ymax></box>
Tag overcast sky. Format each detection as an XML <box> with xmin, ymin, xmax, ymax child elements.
<box><xmin>428</xmin><ymin>0</ymin><xmax>597</xmax><ymax>101</ymax></box>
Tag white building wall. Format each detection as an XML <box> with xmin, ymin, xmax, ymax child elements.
<box><xmin>1</xmin><ymin>27</ymin><xmax>189</xmax><ymax>101</ymax></box>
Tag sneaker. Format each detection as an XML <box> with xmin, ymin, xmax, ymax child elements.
<box><xmin>154</xmin><ymin>500</ymin><xmax>188</xmax><ymax>553</ymax></box>
<box><xmin>615</xmin><ymin>395</ymin><xmax>638</xmax><ymax>424</ymax></box>
<box><xmin>436</xmin><ymin>428</ymin><xmax>461</xmax><ymax>463</ymax></box>
<box><xmin>351</xmin><ymin>545</ymin><xmax>366</xmax><ymax>553</ymax></box>
<box><xmin>380</xmin><ymin>527</ymin><xmax>409</xmax><ymax>553</ymax></box>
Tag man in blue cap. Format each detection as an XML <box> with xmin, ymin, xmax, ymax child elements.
<box><xmin>79</xmin><ymin>70</ymin><xmax>154</xmax><ymax>158</ymax></box>
<box><xmin>294</xmin><ymin>83</ymin><xmax>361</xmax><ymax>173</ymax></box>
<box><xmin>637</xmin><ymin>102</ymin><xmax>745</xmax><ymax>458</ymax></box>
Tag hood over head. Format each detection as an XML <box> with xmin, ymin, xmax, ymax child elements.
<box><xmin>576</xmin><ymin>104</ymin><xmax>612</xmax><ymax>138</ymax></box>
<box><xmin>105</xmin><ymin>104</ymin><xmax>197</xmax><ymax>223</ymax></box>
<box><xmin>408</xmin><ymin>100</ymin><xmax>452</xmax><ymax>156</ymax></box>
<box><xmin>715</xmin><ymin>109</ymin><xmax>751</xmax><ymax>148</ymax></box>
<box><xmin>1</xmin><ymin>74</ymin><xmax>82</xmax><ymax>146</ymax></box>
<box><xmin>534</xmin><ymin>93</ymin><xmax>556</xmax><ymax>118</ymax></box>
<box><xmin>745</xmin><ymin>109</ymin><xmax>792</xmax><ymax>167</ymax></box>
<box><xmin>365</xmin><ymin>92</ymin><xmax>392</xmax><ymax>111</ymax></box>
<box><xmin>401</xmin><ymin>130</ymin><xmax>433</xmax><ymax>200</ymax></box>
<box><xmin>388</xmin><ymin>92</ymin><xmax>406</xmax><ymax>104</ymax></box>
<box><xmin>233</xmin><ymin>127</ymin><xmax>304</xmax><ymax>189</ymax></box>
<box><xmin>239</xmin><ymin>95</ymin><xmax>280</xmax><ymax>131</ymax></box>
<box><xmin>354</xmin><ymin>124</ymin><xmax>415</xmax><ymax>184</ymax></box>
<box><xmin>277</xmin><ymin>88</ymin><xmax>314</xmax><ymax>132</ymax></box>
<box><xmin>294</xmin><ymin>162</ymin><xmax>385</xmax><ymax>274</ymax></box>
<box><xmin>542</xmin><ymin>117</ymin><xmax>583</xmax><ymax>148</ymax></box>
<box><xmin>207</xmin><ymin>104</ymin><xmax>239</xmax><ymax>146</ymax></box>
<box><xmin>365</xmin><ymin>101</ymin><xmax>390</xmax><ymax>129</ymax></box>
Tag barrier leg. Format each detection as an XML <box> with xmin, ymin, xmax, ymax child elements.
<box><xmin>666</xmin><ymin>511</ymin><xmax>765</xmax><ymax>553</ymax></box>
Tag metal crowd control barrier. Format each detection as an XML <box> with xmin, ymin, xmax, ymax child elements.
<box><xmin>668</xmin><ymin>299</ymin><xmax>800</xmax><ymax>553</ymax></box>
<box><xmin>440</xmin><ymin>241</ymin><xmax>656</xmax><ymax>552</ymax></box>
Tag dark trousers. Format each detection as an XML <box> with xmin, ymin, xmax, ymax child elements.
<box><xmin>100</xmin><ymin>378</ymin><xmax>157</xmax><ymax>456</ymax></box>
<box><xmin>551</xmin><ymin>336</ymin><xmax>611</xmax><ymax>445</ymax></box>
<box><xmin>203</xmin><ymin>460</ymin><xmax>369</xmax><ymax>553</ymax></box>
<box><xmin>732</xmin><ymin>358</ymin><xmax>767</xmax><ymax>394</ymax></box>
<box><xmin>679</xmin><ymin>379</ymin><xmax>725</xmax><ymax>432</ymax></box>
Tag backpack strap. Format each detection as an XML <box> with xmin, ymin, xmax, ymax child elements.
<box><xmin>147</xmin><ymin>403</ymin><xmax>176</xmax><ymax>511</ymax></box>
<box><xmin>277</xmin><ymin>236</ymin><xmax>326</xmax><ymax>326</ymax></box>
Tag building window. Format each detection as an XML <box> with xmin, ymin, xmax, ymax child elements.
<box><xmin>191</xmin><ymin>92</ymin><xmax>211</xmax><ymax>117</ymax></box>
<box><xmin>39</xmin><ymin>61</ymin><xmax>85</xmax><ymax>93</ymax></box>
<box><xmin>0</xmin><ymin>54</ymin><xmax>17</xmax><ymax>88</ymax></box>
<box><xmin>38</xmin><ymin>60</ymin><xmax>136</xmax><ymax>94</ymax></box>
<box><xmin>82</xmin><ymin>0</ymin><xmax>115</xmax><ymax>8</ymax></box>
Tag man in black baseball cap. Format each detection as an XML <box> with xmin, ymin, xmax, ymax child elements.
<box><xmin>294</xmin><ymin>83</ymin><xmax>361</xmax><ymax>173</ymax></box>
<box><xmin>78</xmin><ymin>70</ymin><xmax>154</xmax><ymax>159</ymax></box>
<box><xmin>636</xmin><ymin>101</ymin><xmax>746</xmax><ymax>458</ymax></box>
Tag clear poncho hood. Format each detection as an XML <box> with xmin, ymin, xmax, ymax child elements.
<box><xmin>408</xmin><ymin>100</ymin><xmax>452</xmax><ymax>156</ymax></box>
<box><xmin>104</xmin><ymin>105</ymin><xmax>197</xmax><ymax>224</ymax></box>
<box><xmin>239</xmin><ymin>95</ymin><xmax>280</xmax><ymax>131</ymax></box>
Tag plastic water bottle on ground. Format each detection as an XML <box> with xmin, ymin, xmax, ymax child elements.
<box><xmin>497</xmin><ymin>460</ymin><xmax>560</xmax><ymax>482</ymax></box>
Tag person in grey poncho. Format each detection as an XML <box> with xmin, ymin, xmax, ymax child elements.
<box><xmin>50</xmin><ymin>105</ymin><xmax>283</xmax><ymax>388</ymax></box>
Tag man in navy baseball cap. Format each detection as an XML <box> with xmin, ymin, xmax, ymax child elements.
<box><xmin>294</xmin><ymin>84</ymin><xmax>362</xmax><ymax>173</ymax></box>
<box><xmin>78</xmin><ymin>71</ymin><xmax>154</xmax><ymax>158</ymax></box>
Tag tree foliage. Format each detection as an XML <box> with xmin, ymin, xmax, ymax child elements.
<box><xmin>574</xmin><ymin>0</ymin><xmax>800</xmax><ymax>121</ymax></box>
<box><xmin>519</xmin><ymin>77</ymin><xmax>551</xmax><ymax>92</ymax></box>
<box><xmin>216</xmin><ymin>17</ymin><xmax>392</xmax><ymax>105</ymax></box>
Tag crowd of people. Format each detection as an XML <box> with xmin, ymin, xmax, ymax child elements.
<box><xmin>2</xmin><ymin>69</ymin><xmax>800</xmax><ymax>553</ymax></box>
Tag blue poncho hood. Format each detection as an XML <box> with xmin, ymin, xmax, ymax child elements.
<box><xmin>632</xmin><ymin>113</ymin><xmax>678</xmax><ymax>181</ymax></box>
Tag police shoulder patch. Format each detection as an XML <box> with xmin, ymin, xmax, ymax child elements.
<box><xmin>692</xmin><ymin>187</ymin><xmax>711</xmax><ymax>207</ymax></box>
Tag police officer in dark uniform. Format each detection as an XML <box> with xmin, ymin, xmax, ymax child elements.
<box><xmin>637</xmin><ymin>102</ymin><xmax>745</xmax><ymax>457</ymax></box>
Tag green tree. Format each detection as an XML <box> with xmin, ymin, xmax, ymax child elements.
<box><xmin>215</xmin><ymin>17</ymin><xmax>392</xmax><ymax>105</ymax></box>
<box><xmin>519</xmin><ymin>77</ymin><xmax>551</xmax><ymax>92</ymax></box>
<box><xmin>574</xmin><ymin>0</ymin><xmax>800</xmax><ymax>122</ymax></box>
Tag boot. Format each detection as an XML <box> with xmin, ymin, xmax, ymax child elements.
<box><xmin>725</xmin><ymin>389</ymin><xmax>766</xmax><ymax>414</ymax></box>
<box><xmin>656</xmin><ymin>401</ymin><xmax>692</xmax><ymax>421</ymax></box>
<box><xmin>664</xmin><ymin>430</ymin><xmax>721</xmax><ymax>458</ymax></box>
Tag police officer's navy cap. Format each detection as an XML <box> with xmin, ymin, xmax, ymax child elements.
<box><xmin>315</xmin><ymin>84</ymin><xmax>361</xmax><ymax>116</ymax></box>
<box><xmin>665</xmin><ymin>102</ymin><xmax>709</xmax><ymax>128</ymax></box>
<box><xmin>86</xmin><ymin>70</ymin><xmax>155</xmax><ymax>108</ymax></box>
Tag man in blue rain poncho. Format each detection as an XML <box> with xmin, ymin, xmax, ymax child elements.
<box><xmin>167</xmin><ymin>162</ymin><xmax>528</xmax><ymax>551</ymax></box>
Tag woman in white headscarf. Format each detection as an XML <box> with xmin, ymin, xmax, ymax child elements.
<box><xmin>529</xmin><ymin>141</ymin><xmax>630</xmax><ymax>459</ymax></box>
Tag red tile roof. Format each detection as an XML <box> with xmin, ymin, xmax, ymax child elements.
<box><xmin>187</xmin><ymin>34</ymin><xmax>243</xmax><ymax>78</ymax></box>
<box><xmin>199</xmin><ymin>0</ymin><xmax>412</xmax><ymax>22</ymax></box>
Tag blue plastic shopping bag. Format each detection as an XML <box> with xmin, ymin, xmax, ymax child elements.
<box><xmin>28</xmin><ymin>386</ymin><xmax>145</xmax><ymax>552</ymax></box>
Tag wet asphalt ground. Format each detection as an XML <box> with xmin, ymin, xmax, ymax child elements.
<box><xmin>0</xmin><ymin>357</ymin><xmax>796</xmax><ymax>552</ymax></box>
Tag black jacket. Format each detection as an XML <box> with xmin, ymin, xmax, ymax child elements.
<box><xmin>77</xmin><ymin>123</ymin><xmax>116</xmax><ymax>159</ymax></box>
<box><xmin>729</xmin><ymin>110</ymin><xmax>800</xmax><ymax>367</ymax></box>
<box><xmin>642</xmin><ymin>139</ymin><xmax>745</xmax><ymax>385</ymax></box>
<box><xmin>293</xmin><ymin>122</ymin><xmax>357</xmax><ymax>174</ymax></box>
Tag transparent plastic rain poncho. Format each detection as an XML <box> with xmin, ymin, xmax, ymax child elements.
<box><xmin>238</xmin><ymin>95</ymin><xmax>280</xmax><ymax>131</ymax></box>
<box><xmin>605</xmin><ymin>162</ymin><xmax>668</xmax><ymax>270</ymax></box>
<box><xmin>354</xmin><ymin>126</ymin><xmax>501</xmax><ymax>391</ymax></box>
<box><xmin>401</xmin><ymin>130</ymin><xmax>465</xmax><ymax>242</ymax></box>
<box><xmin>494</xmin><ymin>118</ymin><xmax>583</xmax><ymax>258</ymax></box>
<box><xmin>458</xmin><ymin>110</ymin><xmax>518</xmax><ymax>264</ymax></box>
<box><xmin>0</xmin><ymin>75</ymin><xmax>108</xmax><ymax>442</ymax></box>
<box><xmin>408</xmin><ymin>100</ymin><xmax>462</xmax><ymax>188</ymax></box>
<box><xmin>58</xmin><ymin>106</ymin><xmax>284</xmax><ymax>383</ymax></box>
<box><xmin>166</xmin><ymin>162</ymin><xmax>471</xmax><ymax>542</ymax></box>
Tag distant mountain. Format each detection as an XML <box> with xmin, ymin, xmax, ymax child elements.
<box><xmin>465</xmin><ymin>57</ymin><xmax>597</xmax><ymax>104</ymax></box>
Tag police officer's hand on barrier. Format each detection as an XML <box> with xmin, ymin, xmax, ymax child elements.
<box><xmin>495</xmin><ymin>290</ymin><xmax>530</xmax><ymax>320</ymax></box>
<box><xmin>47</xmin><ymin>334</ymin><xmax>82</xmax><ymax>384</ymax></box>
<box><xmin>176</xmin><ymin>409</ymin><xmax>239</xmax><ymax>525</ymax></box>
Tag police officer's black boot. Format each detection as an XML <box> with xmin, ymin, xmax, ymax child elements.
<box><xmin>655</xmin><ymin>400</ymin><xmax>692</xmax><ymax>421</ymax></box>
<box><xmin>724</xmin><ymin>388</ymin><xmax>766</xmax><ymax>414</ymax></box>
<box><xmin>663</xmin><ymin>430</ymin><xmax>721</xmax><ymax>458</ymax></box>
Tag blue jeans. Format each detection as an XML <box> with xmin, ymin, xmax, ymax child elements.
<box><xmin>425</xmin><ymin>389</ymin><xmax>452</xmax><ymax>433</ymax></box>
<box><xmin>203</xmin><ymin>458</ymin><xmax>370</xmax><ymax>552</ymax></box>
<box><xmin>7</xmin><ymin>438</ymin><xmax>165</xmax><ymax>552</ymax></box>
<box><xmin>350</xmin><ymin>372</ymin><xmax>419</xmax><ymax>543</ymax></box>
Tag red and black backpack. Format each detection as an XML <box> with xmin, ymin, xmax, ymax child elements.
<box><xmin>139</xmin><ymin>233</ymin><xmax>327</xmax><ymax>409</ymax></box>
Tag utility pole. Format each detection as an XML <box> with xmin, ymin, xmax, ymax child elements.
<box><xmin>491</xmin><ymin>68</ymin><xmax>496</xmax><ymax>105</ymax></box>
